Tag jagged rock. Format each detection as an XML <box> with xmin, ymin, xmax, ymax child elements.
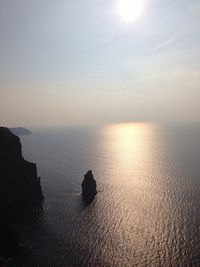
<box><xmin>81</xmin><ymin>170</ymin><xmax>97</xmax><ymax>202</ymax></box>
<box><xmin>0</xmin><ymin>127</ymin><xmax>44</xmax><ymax>219</ymax></box>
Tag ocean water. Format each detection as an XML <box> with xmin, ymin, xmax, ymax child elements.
<box><xmin>15</xmin><ymin>123</ymin><xmax>200</xmax><ymax>267</ymax></box>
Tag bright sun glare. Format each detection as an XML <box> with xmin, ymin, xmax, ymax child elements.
<box><xmin>117</xmin><ymin>0</ymin><xmax>145</xmax><ymax>23</ymax></box>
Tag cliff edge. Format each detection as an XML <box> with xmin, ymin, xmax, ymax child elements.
<box><xmin>0</xmin><ymin>127</ymin><xmax>44</xmax><ymax>264</ymax></box>
<box><xmin>0</xmin><ymin>127</ymin><xmax>43</xmax><ymax>219</ymax></box>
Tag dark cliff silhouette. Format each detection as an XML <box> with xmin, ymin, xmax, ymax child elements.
<box><xmin>10</xmin><ymin>127</ymin><xmax>32</xmax><ymax>136</ymax></box>
<box><xmin>0</xmin><ymin>127</ymin><xmax>44</xmax><ymax>264</ymax></box>
<box><xmin>0</xmin><ymin>220</ymin><xmax>21</xmax><ymax>265</ymax></box>
<box><xmin>81</xmin><ymin>170</ymin><xmax>97</xmax><ymax>203</ymax></box>
<box><xmin>0</xmin><ymin>127</ymin><xmax>43</xmax><ymax>218</ymax></box>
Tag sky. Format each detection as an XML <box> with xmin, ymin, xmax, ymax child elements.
<box><xmin>0</xmin><ymin>0</ymin><xmax>200</xmax><ymax>127</ymax></box>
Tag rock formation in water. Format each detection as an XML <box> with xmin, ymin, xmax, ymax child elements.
<box><xmin>10</xmin><ymin>127</ymin><xmax>32</xmax><ymax>136</ymax></box>
<box><xmin>81</xmin><ymin>170</ymin><xmax>97</xmax><ymax>202</ymax></box>
<box><xmin>0</xmin><ymin>127</ymin><xmax>44</xmax><ymax>262</ymax></box>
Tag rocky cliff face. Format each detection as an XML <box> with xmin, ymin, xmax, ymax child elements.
<box><xmin>81</xmin><ymin>170</ymin><xmax>97</xmax><ymax>202</ymax></box>
<box><xmin>0</xmin><ymin>127</ymin><xmax>44</xmax><ymax>219</ymax></box>
<box><xmin>0</xmin><ymin>127</ymin><xmax>44</xmax><ymax>263</ymax></box>
<box><xmin>0</xmin><ymin>220</ymin><xmax>20</xmax><ymax>264</ymax></box>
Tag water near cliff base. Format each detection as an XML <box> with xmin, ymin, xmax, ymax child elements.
<box><xmin>15</xmin><ymin>123</ymin><xmax>200</xmax><ymax>266</ymax></box>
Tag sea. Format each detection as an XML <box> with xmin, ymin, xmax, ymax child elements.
<box><xmin>14</xmin><ymin>123</ymin><xmax>200</xmax><ymax>267</ymax></box>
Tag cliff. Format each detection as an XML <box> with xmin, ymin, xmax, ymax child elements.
<box><xmin>0</xmin><ymin>127</ymin><xmax>43</xmax><ymax>219</ymax></box>
<box><xmin>0</xmin><ymin>220</ymin><xmax>21</xmax><ymax>264</ymax></box>
<box><xmin>81</xmin><ymin>170</ymin><xmax>97</xmax><ymax>202</ymax></box>
<box><xmin>0</xmin><ymin>127</ymin><xmax>44</xmax><ymax>263</ymax></box>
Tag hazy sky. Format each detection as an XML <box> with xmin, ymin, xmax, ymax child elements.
<box><xmin>0</xmin><ymin>0</ymin><xmax>200</xmax><ymax>127</ymax></box>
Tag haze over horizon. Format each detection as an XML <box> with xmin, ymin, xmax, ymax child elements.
<box><xmin>0</xmin><ymin>0</ymin><xmax>200</xmax><ymax>127</ymax></box>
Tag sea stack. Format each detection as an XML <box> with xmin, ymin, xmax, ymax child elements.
<box><xmin>81</xmin><ymin>170</ymin><xmax>97</xmax><ymax>202</ymax></box>
<box><xmin>0</xmin><ymin>127</ymin><xmax>44</xmax><ymax>219</ymax></box>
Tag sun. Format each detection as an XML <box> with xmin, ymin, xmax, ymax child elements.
<box><xmin>116</xmin><ymin>0</ymin><xmax>145</xmax><ymax>23</ymax></box>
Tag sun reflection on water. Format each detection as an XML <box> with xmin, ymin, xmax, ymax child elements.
<box><xmin>102</xmin><ymin>123</ymin><xmax>156</xmax><ymax>170</ymax></box>
<box><xmin>94</xmin><ymin>123</ymin><xmax>168</xmax><ymax>266</ymax></box>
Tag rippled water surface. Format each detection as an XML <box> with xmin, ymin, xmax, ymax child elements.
<box><xmin>15</xmin><ymin>123</ymin><xmax>200</xmax><ymax>266</ymax></box>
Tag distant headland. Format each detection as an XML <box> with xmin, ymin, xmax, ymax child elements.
<box><xmin>9</xmin><ymin>127</ymin><xmax>32</xmax><ymax>136</ymax></box>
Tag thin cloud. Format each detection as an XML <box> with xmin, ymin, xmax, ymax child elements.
<box><xmin>153</xmin><ymin>35</ymin><xmax>179</xmax><ymax>51</ymax></box>
<box><xmin>136</xmin><ymin>34</ymin><xmax>181</xmax><ymax>57</ymax></box>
